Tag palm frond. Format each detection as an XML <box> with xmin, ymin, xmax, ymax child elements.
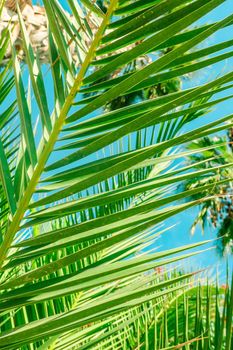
<box><xmin>0</xmin><ymin>0</ymin><xmax>232</xmax><ymax>348</ymax></box>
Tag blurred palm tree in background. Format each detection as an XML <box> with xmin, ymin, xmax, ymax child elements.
<box><xmin>184</xmin><ymin>131</ymin><xmax>233</xmax><ymax>255</ymax></box>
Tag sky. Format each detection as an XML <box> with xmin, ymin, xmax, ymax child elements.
<box><xmin>2</xmin><ymin>0</ymin><xmax>233</xmax><ymax>280</ymax></box>
<box><xmin>156</xmin><ymin>0</ymin><xmax>233</xmax><ymax>279</ymax></box>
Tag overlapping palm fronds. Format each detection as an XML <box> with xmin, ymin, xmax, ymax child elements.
<box><xmin>71</xmin><ymin>271</ymin><xmax>233</xmax><ymax>350</ymax></box>
<box><xmin>0</xmin><ymin>0</ymin><xmax>233</xmax><ymax>349</ymax></box>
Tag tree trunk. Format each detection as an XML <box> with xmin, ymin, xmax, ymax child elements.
<box><xmin>0</xmin><ymin>2</ymin><xmax>97</xmax><ymax>66</ymax></box>
<box><xmin>0</xmin><ymin>1</ymin><xmax>137</xmax><ymax>67</ymax></box>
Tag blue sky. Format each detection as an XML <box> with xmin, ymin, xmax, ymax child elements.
<box><xmin>3</xmin><ymin>0</ymin><xmax>233</xmax><ymax>279</ymax></box>
<box><xmin>59</xmin><ymin>0</ymin><xmax>233</xmax><ymax>280</ymax></box>
<box><xmin>156</xmin><ymin>0</ymin><xmax>233</xmax><ymax>277</ymax></box>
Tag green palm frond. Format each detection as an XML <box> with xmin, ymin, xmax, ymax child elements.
<box><xmin>0</xmin><ymin>0</ymin><xmax>233</xmax><ymax>348</ymax></box>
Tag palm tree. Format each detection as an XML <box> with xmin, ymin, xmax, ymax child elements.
<box><xmin>0</xmin><ymin>0</ymin><xmax>233</xmax><ymax>348</ymax></box>
<box><xmin>184</xmin><ymin>133</ymin><xmax>233</xmax><ymax>255</ymax></box>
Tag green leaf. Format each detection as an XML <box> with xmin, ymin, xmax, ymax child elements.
<box><xmin>0</xmin><ymin>138</ymin><xmax>16</xmax><ymax>215</ymax></box>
